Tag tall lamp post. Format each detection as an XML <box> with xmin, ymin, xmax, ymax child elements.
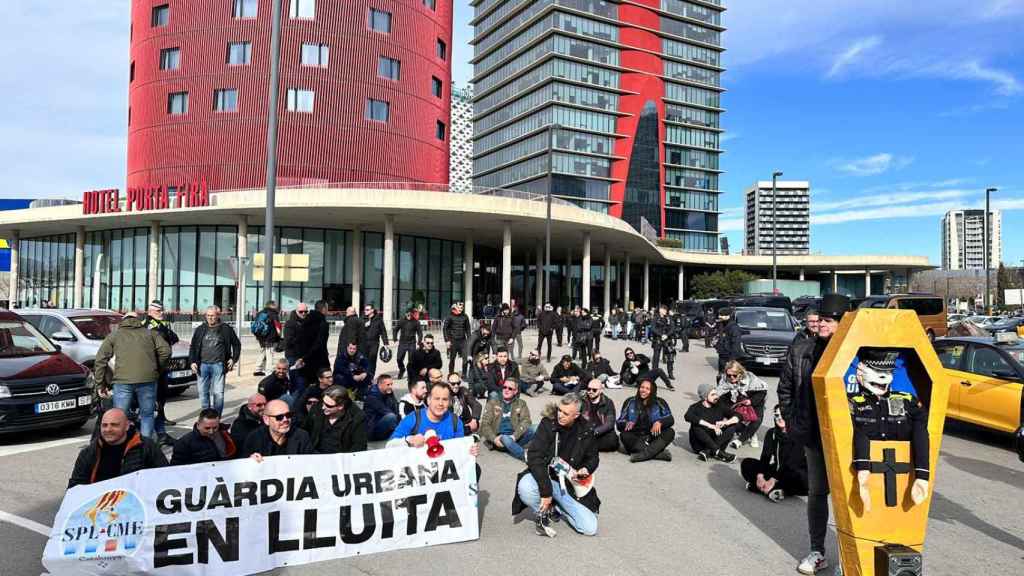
<box><xmin>771</xmin><ymin>171</ymin><xmax>783</xmax><ymax>294</ymax></box>
<box><xmin>984</xmin><ymin>187</ymin><xmax>997</xmax><ymax>314</ymax></box>
<box><xmin>262</xmin><ymin>0</ymin><xmax>284</xmax><ymax>303</ymax></box>
<box><xmin>544</xmin><ymin>123</ymin><xmax>562</xmax><ymax>305</ymax></box>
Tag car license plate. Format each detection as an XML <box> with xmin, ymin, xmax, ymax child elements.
<box><xmin>170</xmin><ymin>370</ymin><xmax>193</xmax><ymax>379</ymax></box>
<box><xmin>757</xmin><ymin>357</ymin><xmax>778</xmax><ymax>365</ymax></box>
<box><xmin>78</xmin><ymin>395</ymin><xmax>93</xmax><ymax>407</ymax></box>
<box><xmin>35</xmin><ymin>399</ymin><xmax>78</xmax><ymax>413</ymax></box>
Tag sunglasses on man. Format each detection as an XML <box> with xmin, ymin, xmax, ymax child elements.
<box><xmin>268</xmin><ymin>412</ymin><xmax>293</xmax><ymax>422</ymax></box>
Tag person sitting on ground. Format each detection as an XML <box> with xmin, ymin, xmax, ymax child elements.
<box><xmin>399</xmin><ymin>379</ymin><xmax>428</xmax><ymax>419</ymax></box>
<box><xmin>587</xmin><ymin>350</ymin><xmax>621</xmax><ymax>389</ymax></box>
<box><xmin>292</xmin><ymin>368</ymin><xmax>335</xmax><ymax>428</ymax></box>
<box><xmin>550</xmin><ymin>354</ymin><xmax>587</xmax><ymax>395</ymax></box>
<box><xmin>581</xmin><ymin>379</ymin><xmax>619</xmax><ymax>452</ymax></box>
<box><xmin>619</xmin><ymin>347</ymin><xmax>674</xmax><ymax>390</ymax></box>
<box><xmin>616</xmin><ymin>379</ymin><xmax>674</xmax><ymax>462</ymax></box>
<box><xmin>409</xmin><ymin>334</ymin><xmax>444</xmax><ymax>385</ymax></box>
<box><xmin>716</xmin><ymin>360</ymin><xmax>769</xmax><ymax>449</ymax></box>
<box><xmin>257</xmin><ymin>359</ymin><xmax>291</xmax><ymax>402</ymax></box>
<box><xmin>480</xmin><ymin>377</ymin><xmax>534</xmax><ymax>461</ymax></box>
<box><xmin>244</xmin><ymin>399</ymin><xmax>315</xmax><ymax>461</ymax></box>
<box><xmin>520</xmin><ymin>350</ymin><xmax>550</xmax><ymax>395</ymax></box>
<box><xmin>229</xmin><ymin>393</ymin><xmax>266</xmax><ymax>451</ymax></box>
<box><xmin>465</xmin><ymin>353</ymin><xmax>492</xmax><ymax>399</ymax></box>
<box><xmin>513</xmin><ymin>393</ymin><xmax>600</xmax><ymax>537</ymax></box>
<box><xmin>468</xmin><ymin>322</ymin><xmax>495</xmax><ymax>360</ymax></box>
<box><xmin>364</xmin><ymin>374</ymin><xmax>401</xmax><ymax>441</ymax></box>
<box><xmin>448</xmin><ymin>373</ymin><xmax>481</xmax><ymax>435</ymax></box>
<box><xmin>387</xmin><ymin>382</ymin><xmax>483</xmax><ymax>454</ymax></box>
<box><xmin>685</xmin><ymin>383</ymin><xmax>740</xmax><ymax>463</ymax></box>
<box><xmin>332</xmin><ymin>340</ymin><xmax>370</xmax><ymax>397</ymax></box>
<box><xmin>171</xmin><ymin>409</ymin><xmax>237</xmax><ymax>465</ymax></box>
<box><xmin>303</xmin><ymin>385</ymin><xmax>367</xmax><ymax>454</ymax></box>
<box><xmin>486</xmin><ymin>347</ymin><xmax>521</xmax><ymax>399</ymax></box>
<box><xmin>69</xmin><ymin>408</ymin><xmax>167</xmax><ymax>487</ymax></box>
<box><xmin>740</xmin><ymin>405</ymin><xmax>808</xmax><ymax>502</ymax></box>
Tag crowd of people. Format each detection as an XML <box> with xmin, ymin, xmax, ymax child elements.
<box><xmin>69</xmin><ymin>293</ymin><xmax>851</xmax><ymax>575</ymax></box>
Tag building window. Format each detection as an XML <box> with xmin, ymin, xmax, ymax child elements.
<box><xmin>431</xmin><ymin>76</ymin><xmax>442</xmax><ymax>98</ymax></box>
<box><xmin>436</xmin><ymin>120</ymin><xmax>446</xmax><ymax>140</ymax></box>
<box><xmin>289</xmin><ymin>0</ymin><xmax>315</xmax><ymax>19</ymax></box>
<box><xmin>167</xmin><ymin>92</ymin><xmax>188</xmax><ymax>115</ymax></box>
<box><xmin>436</xmin><ymin>38</ymin><xmax>446</xmax><ymax>60</ymax></box>
<box><xmin>232</xmin><ymin>0</ymin><xmax>258</xmax><ymax>18</ymax></box>
<box><xmin>159</xmin><ymin>47</ymin><xmax>181</xmax><ymax>71</ymax></box>
<box><xmin>130</xmin><ymin>61</ymin><xmax>135</xmax><ymax>82</ymax></box>
<box><xmin>286</xmin><ymin>88</ymin><xmax>315</xmax><ymax>112</ymax></box>
<box><xmin>423</xmin><ymin>0</ymin><xmax>436</xmax><ymax>10</ymax></box>
<box><xmin>365</xmin><ymin>99</ymin><xmax>389</xmax><ymax>122</ymax></box>
<box><xmin>300</xmin><ymin>43</ymin><xmax>329</xmax><ymax>67</ymax></box>
<box><xmin>378</xmin><ymin>56</ymin><xmax>400</xmax><ymax>80</ymax></box>
<box><xmin>151</xmin><ymin>4</ymin><xmax>169</xmax><ymax>27</ymax></box>
<box><xmin>368</xmin><ymin>8</ymin><xmax>391</xmax><ymax>32</ymax></box>
<box><xmin>227</xmin><ymin>41</ymin><xmax>252</xmax><ymax>65</ymax></box>
<box><xmin>213</xmin><ymin>89</ymin><xmax>238</xmax><ymax>112</ymax></box>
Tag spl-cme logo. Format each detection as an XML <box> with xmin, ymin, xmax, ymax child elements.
<box><xmin>61</xmin><ymin>489</ymin><xmax>146</xmax><ymax>559</ymax></box>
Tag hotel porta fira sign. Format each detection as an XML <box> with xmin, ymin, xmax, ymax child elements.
<box><xmin>81</xmin><ymin>178</ymin><xmax>210</xmax><ymax>215</ymax></box>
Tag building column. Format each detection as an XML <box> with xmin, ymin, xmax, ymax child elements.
<box><xmin>502</xmin><ymin>222</ymin><xmax>512</xmax><ymax>305</ymax></box>
<box><xmin>383</xmin><ymin>217</ymin><xmax>396</xmax><ymax>330</ymax></box>
<box><xmin>73</xmin><ymin>227</ymin><xmax>85</xmax><ymax>308</ymax></box>
<box><xmin>832</xmin><ymin>270</ymin><xmax>839</xmax><ymax>293</ymax></box>
<box><xmin>565</xmin><ymin>246</ymin><xmax>573</xmax><ymax>305</ymax></box>
<box><xmin>603</xmin><ymin>247</ymin><xmax>612</xmax><ymax>317</ymax></box>
<box><xmin>864</xmin><ymin>270</ymin><xmax>872</xmax><ymax>297</ymax></box>
<box><xmin>351</xmin><ymin>227</ymin><xmax>363</xmax><ymax>311</ymax></box>
<box><xmin>799</xmin><ymin>268</ymin><xmax>805</xmax><ymax>282</ymax></box>
<box><xmin>535</xmin><ymin>240</ymin><xmax>543</xmax><ymax>308</ymax></box>
<box><xmin>463</xmin><ymin>231</ymin><xmax>474</xmax><ymax>322</ymax></box>
<box><xmin>624</xmin><ymin>253</ymin><xmax>631</xmax><ymax>310</ymax></box>
<box><xmin>8</xmin><ymin>230</ymin><xmax>18</xmax><ymax>308</ymax></box>
<box><xmin>677</xmin><ymin>263</ymin><xmax>685</xmax><ymax>301</ymax></box>
<box><xmin>236</xmin><ymin>216</ymin><xmax>247</xmax><ymax>321</ymax></box>
<box><xmin>581</xmin><ymin>232</ymin><xmax>591</xmax><ymax>310</ymax></box>
<box><xmin>643</xmin><ymin>259</ymin><xmax>650</xmax><ymax>310</ymax></box>
<box><xmin>148</xmin><ymin>221</ymin><xmax>160</xmax><ymax>305</ymax></box>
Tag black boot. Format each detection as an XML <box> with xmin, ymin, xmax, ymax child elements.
<box><xmin>654</xmin><ymin>449</ymin><xmax>672</xmax><ymax>462</ymax></box>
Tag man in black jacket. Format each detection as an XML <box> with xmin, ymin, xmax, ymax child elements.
<box><xmin>188</xmin><ymin>305</ymin><xmax>241</xmax><ymax>415</ymax></box>
<box><xmin>337</xmin><ymin>306</ymin><xmax>366</xmax><ymax>361</ymax></box>
<box><xmin>581</xmin><ymin>379</ymin><xmax>618</xmax><ymax>451</ymax></box>
<box><xmin>572</xmin><ymin>309</ymin><xmax>593</xmax><ymax>368</ymax></box>
<box><xmin>777</xmin><ymin>293</ymin><xmax>847</xmax><ymax>576</ymax></box>
<box><xmin>468</xmin><ymin>322</ymin><xmax>494</xmax><ymax>359</ymax></box>
<box><xmin>536</xmin><ymin>304</ymin><xmax>557</xmax><ymax>362</ymax></box>
<box><xmin>492</xmin><ymin>304</ymin><xmax>515</xmax><ymax>353</ymax></box>
<box><xmin>171</xmin><ymin>409</ymin><xmax>238</xmax><ymax>465</ymax></box>
<box><xmin>229</xmin><ymin>393</ymin><xmax>266</xmax><ymax>450</ymax></box>
<box><xmin>68</xmin><ymin>409</ymin><xmax>167</xmax><ymax>488</ymax></box>
<box><xmin>361</xmin><ymin>304</ymin><xmax>389</xmax><ymax>379</ymax></box>
<box><xmin>550</xmin><ymin>355</ymin><xmax>587</xmax><ymax>395</ymax></box>
<box><xmin>590</xmin><ymin>310</ymin><xmax>605</xmax><ymax>354</ymax></box>
<box><xmin>283</xmin><ymin>303</ymin><xmax>317</xmax><ymax>396</ymax></box>
<box><xmin>303</xmin><ymin>385</ymin><xmax>367</xmax><ymax>454</ymax></box>
<box><xmin>587</xmin><ymin>350</ymin><xmax>620</xmax><ymax>388</ymax></box>
<box><xmin>513</xmin><ymin>393</ymin><xmax>600</xmax><ymax>537</ymax></box>
<box><xmin>650</xmin><ymin>304</ymin><xmax>673</xmax><ymax>370</ymax></box>
<box><xmin>408</xmin><ymin>334</ymin><xmax>443</xmax><ymax>386</ymax></box>
<box><xmin>715</xmin><ymin>308</ymin><xmax>744</xmax><ymax>375</ymax></box>
<box><xmin>486</xmin><ymin>347</ymin><xmax>521</xmax><ymax>398</ymax></box>
<box><xmin>257</xmin><ymin>359</ymin><xmax>290</xmax><ymax>401</ymax></box>
<box><xmin>244</xmin><ymin>399</ymin><xmax>315</xmax><ymax>460</ymax></box>
<box><xmin>443</xmin><ymin>302</ymin><xmax>471</xmax><ymax>375</ymax></box>
<box><xmin>511</xmin><ymin>306</ymin><xmax>527</xmax><ymax>361</ymax></box>
<box><xmin>395</xmin><ymin>308</ymin><xmax>423</xmax><ymax>380</ymax></box>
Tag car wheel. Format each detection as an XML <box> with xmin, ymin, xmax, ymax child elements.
<box><xmin>927</xmin><ymin>330</ymin><xmax>935</xmax><ymax>342</ymax></box>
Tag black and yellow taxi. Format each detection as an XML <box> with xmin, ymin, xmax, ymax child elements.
<box><xmin>933</xmin><ymin>332</ymin><xmax>1024</xmax><ymax>459</ymax></box>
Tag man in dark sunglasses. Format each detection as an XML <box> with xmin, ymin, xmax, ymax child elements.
<box><xmin>243</xmin><ymin>399</ymin><xmax>314</xmax><ymax>462</ymax></box>
<box><xmin>480</xmin><ymin>378</ymin><xmax>534</xmax><ymax>462</ymax></box>
<box><xmin>581</xmin><ymin>379</ymin><xmax>619</xmax><ymax>452</ymax></box>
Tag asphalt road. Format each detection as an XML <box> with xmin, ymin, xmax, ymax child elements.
<box><xmin>1</xmin><ymin>333</ymin><xmax>1022</xmax><ymax>576</ymax></box>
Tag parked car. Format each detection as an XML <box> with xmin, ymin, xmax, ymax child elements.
<box><xmin>19</xmin><ymin>309</ymin><xmax>196</xmax><ymax>397</ymax></box>
<box><xmin>733</xmin><ymin>306</ymin><xmax>799</xmax><ymax>371</ymax></box>
<box><xmin>672</xmin><ymin>300</ymin><xmax>706</xmax><ymax>339</ymax></box>
<box><xmin>965</xmin><ymin>315</ymin><xmax>1001</xmax><ymax>327</ymax></box>
<box><xmin>947</xmin><ymin>313</ymin><xmax>967</xmax><ymax>327</ymax></box>
<box><xmin>859</xmin><ymin>294</ymin><xmax>947</xmax><ymax>340</ymax></box>
<box><xmin>986</xmin><ymin>317</ymin><xmax>1024</xmax><ymax>336</ymax></box>
<box><xmin>0</xmin><ymin>310</ymin><xmax>94</xmax><ymax>434</ymax></box>
<box><xmin>731</xmin><ymin>294</ymin><xmax>793</xmax><ymax>313</ymax></box>
<box><xmin>933</xmin><ymin>334</ymin><xmax>1024</xmax><ymax>460</ymax></box>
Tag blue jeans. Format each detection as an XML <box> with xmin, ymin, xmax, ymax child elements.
<box><xmin>198</xmin><ymin>363</ymin><xmax>225</xmax><ymax>414</ymax></box>
<box><xmin>611</xmin><ymin>324</ymin><xmax>621</xmax><ymax>339</ymax></box>
<box><xmin>112</xmin><ymin>382</ymin><xmax>157</xmax><ymax>439</ymax></box>
<box><xmin>369</xmin><ymin>413</ymin><xmax>400</xmax><ymax>441</ymax></box>
<box><xmin>497</xmin><ymin>424</ymin><xmax>536</xmax><ymax>461</ymax></box>
<box><xmin>516</xmin><ymin>472</ymin><xmax>598</xmax><ymax>536</ymax></box>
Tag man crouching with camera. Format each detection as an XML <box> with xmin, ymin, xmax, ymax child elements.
<box><xmin>512</xmin><ymin>393</ymin><xmax>600</xmax><ymax>537</ymax></box>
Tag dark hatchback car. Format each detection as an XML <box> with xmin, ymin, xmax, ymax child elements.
<box><xmin>0</xmin><ymin>310</ymin><xmax>94</xmax><ymax>434</ymax></box>
<box><xmin>734</xmin><ymin>307</ymin><xmax>799</xmax><ymax>371</ymax></box>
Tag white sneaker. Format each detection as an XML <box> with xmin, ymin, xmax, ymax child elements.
<box><xmin>767</xmin><ymin>488</ymin><xmax>785</xmax><ymax>502</ymax></box>
<box><xmin>729</xmin><ymin>439</ymin><xmax>742</xmax><ymax>450</ymax></box>
<box><xmin>749</xmin><ymin>436</ymin><xmax>760</xmax><ymax>449</ymax></box>
<box><xmin>797</xmin><ymin>551</ymin><xmax>828</xmax><ymax>574</ymax></box>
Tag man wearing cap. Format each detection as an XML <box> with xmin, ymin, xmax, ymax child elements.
<box><xmin>777</xmin><ymin>293</ymin><xmax>848</xmax><ymax>575</ymax></box>
<box><xmin>536</xmin><ymin>304</ymin><xmax>558</xmax><ymax>362</ymax></box>
<box><xmin>443</xmin><ymin>302</ymin><xmax>471</xmax><ymax>375</ymax></box>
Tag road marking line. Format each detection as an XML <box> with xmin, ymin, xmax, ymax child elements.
<box><xmin>0</xmin><ymin>510</ymin><xmax>52</xmax><ymax>537</ymax></box>
<box><xmin>0</xmin><ymin>435</ymin><xmax>91</xmax><ymax>458</ymax></box>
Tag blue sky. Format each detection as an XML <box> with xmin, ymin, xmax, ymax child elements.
<box><xmin>3</xmin><ymin>1</ymin><xmax>1022</xmax><ymax>266</ymax></box>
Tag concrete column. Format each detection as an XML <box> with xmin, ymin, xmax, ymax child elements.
<box><xmin>677</xmin><ymin>263</ymin><xmax>685</xmax><ymax>301</ymax></box>
<box><xmin>8</xmin><ymin>230</ymin><xmax>18</xmax><ymax>308</ymax></box>
<box><xmin>502</xmin><ymin>222</ymin><xmax>512</xmax><ymax>305</ymax></box>
<box><xmin>603</xmin><ymin>247</ymin><xmax>612</xmax><ymax>317</ymax></box>
<box><xmin>581</xmin><ymin>232</ymin><xmax>591</xmax><ymax>310</ymax></box>
<box><xmin>148</xmin><ymin>221</ymin><xmax>160</xmax><ymax>305</ymax></box>
<box><xmin>73</xmin><ymin>227</ymin><xmax>85</xmax><ymax>308</ymax></box>
<box><xmin>383</xmin><ymin>217</ymin><xmax>396</xmax><ymax>329</ymax></box>
<box><xmin>832</xmin><ymin>270</ymin><xmax>839</xmax><ymax>293</ymax></box>
<box><xmin>236</xmin><ymin>216</ymin><xmax>247</xmax><ymax>321</ymax></box>
<box><xmin>643</xmin><ymin>259</ymin><xmax>650</xmax><ymax>310</ymax></box>
<box><xmin>624</xmin><ymin>253</ymin><xmax>631</xmax><ymax>310</ymax></box>
<box><xmin>799</xmin><ymin>268</ymin><xmax>805</xmax><ymax>282</ymax></box>
<box><xmin>864</xmin><ymin>270</ymin><xmax>872</xmax><ymax>297</ymax></box>
<box><xmin>565</xmin><ymin>246</ymin><xmax>573</xmax><ymax>305</ymax></box>
<box><xmin>463</xmin><ymin>231</ymin><xmax>473</xmax><ymax>321</ymax></box>
<box><xmin>535</xmin><ymin>240</ymin><xmax>543</xmax><ymax>308</ymax></box>
<box><xmin>351</xmin><ymin>227</ymin><xmax>363</xmax><ymax>311</ymax></box>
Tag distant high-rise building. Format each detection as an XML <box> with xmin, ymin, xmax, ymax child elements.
<box><xmin>942</xmin><ymin>209</ymin><xmax>1002</xmax><ymax>270</ymax></box>
<box><xmin>449</xmin><ymin>84</ymin><xmax>475</xmax><ymax>193</ymax></box>
<box><xmin>470</xmin><ymin>0</ymin><xmax>726</xmax><ymax>252</ymax></box>
<box><xmin>744</xmin><ymin>181</ymin><xmax>810</xmax><ymax>256</ymax></box>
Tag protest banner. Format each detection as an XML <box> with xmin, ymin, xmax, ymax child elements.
<box><xmin>43</xmin><ymin>437</ymin><xmax>479</xmax><ymax>575</ymax></box>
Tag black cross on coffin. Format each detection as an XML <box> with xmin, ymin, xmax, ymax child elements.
<box><xmin>868</xmin><ymin>447</ymin><xmax>912</xmax><ymax>507</ymax></box>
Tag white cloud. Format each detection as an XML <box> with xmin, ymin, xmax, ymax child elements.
<box><xmin>834</xmin><ymin>153</ymin><xmax>913</xmax><ymax>176</ymax></box>
<box><xmin>940</xmin><ymin>60</ymin><xmax>1022</xmax><ymax>96</ymax></box>
<box><xmin>814</xmin><ymin>189</ymin><xmax>974</xmax><ymax>212</ymax></box>
<box><xmin>827</xmin><ymin>36</ymin><xmax>883</xmax><ymax>78</ymax></box>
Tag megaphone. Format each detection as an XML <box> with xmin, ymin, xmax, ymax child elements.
<box><xmin>425</xmin><ymin>429</ymin><xmax>445</xmax><ymax>458</ymax></box>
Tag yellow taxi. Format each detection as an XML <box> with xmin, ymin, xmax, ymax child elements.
<box><xmin>934</xmin><ymin>333</ymin><xmax>1024</xmax><ymax>459</ymax></box>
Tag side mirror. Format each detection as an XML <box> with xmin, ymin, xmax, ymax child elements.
<box><xmin>51</xmin><ymin>331</ymin><xmax>75</xmax><ymax>342</ymax></box>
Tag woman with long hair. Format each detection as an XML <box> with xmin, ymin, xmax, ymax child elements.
<box><xmin>616</xmin><ymin>378</ymin><xmax>675</xmax><ymax>462</ymax></box>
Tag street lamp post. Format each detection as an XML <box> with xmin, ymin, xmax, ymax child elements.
<box><xmin>984</xmin><ymin>187</ymin><xmax>997</xmax><ymax>314</ymax></box>
<box><xmin>262</xmin><ymin>0</ymin><xmax>284</xmax><ymax>303</ymax></box>
<box><xmin>544</xmin><ymin>123</ymin><xmax>561</xmax><ymax>305</ymax></box>
<box><xmin>771</xmin><ymin>171</ymin><xmax>783</xmax><ymax>294</ymax></box>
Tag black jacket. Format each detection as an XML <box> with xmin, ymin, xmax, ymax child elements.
<box><xmin>590</xmin><ymin>316</ymin><xmax>605</xmax><ymax>335</ymax></box>
<box><xmin>573</xmin><ymin>316</ymin><xmax>593</xmax><ymax>338</ymax></box>
<box><xmin>302</xmin><ymin>402</ymin><xmax>368</xmax><ymax>454</ymax></box>
<box><xmin>619</xmin><ymin>354</ymin><xmax>651</xmax><ymax>385</ymax></box>
<box><xmin>777</xmin><ymin>336</ymin><xmax>828</xmax><ymax>447</ymax></box>
<box><xmin>363</xmin><ymin>314</ymin><xmax>389</xmax><ymax>351</ymax></box>
<box><xmin>559</xmin><ymin>312</ymin><xmax>572</xmax><ymax>330</ymax></box>
<box><xmin>228</xmin><ymin>404</ymin><xmax>263</xmax><ymax>451</ymax></box>
<box><xmin>582</xmin><ymin>395</ymin><xmax>617</xmax><ymax>437</ymax></box>
<box><xmin>651</xmin><ymin>315</ymin><xmax>673</xmax><ymax>341</ymax></box>
<box><xmin>257</xmin><ymin>373</ymin><xmax>289</xmax><ymax>401</ymax></box>
<box><xmin>537</xmin><ymin>310</ymin><xmax>558</xmax><ymax>335</ymax></box>
<box><xmin>492</xmin><ymin>314</ymin><xmax>515</xmax><ymax>341</ymax></box>
<box><xmin>444</xmin><ymin>313</ymin><xmax>472</xmax><ymax>342</ymax></box>
<box><xmin>551</xmin><ymin>362</ymin><xmax>587</xmax><ymax>387</ymax></box>
<box><xmin>308</xmin><ymin>310</ymin><xmax>331</xmax><ymax>373</ymax></box>
<box><xmin>451</xmin><ymin>388</ymin><xmax>482</xmax><ymax>430</ymax></box>
<box><xmin>760</xmin><ymin>426</ymin><xmax>808</xmax><ymax>486</ymax></box>
<box><xmin>468</xmin><ymin>329</ymin><xmax>494</xmax><ymax>358</ymax></box>
<box><xmin>715</xmin><ymin>321</ymin><xmax>744</xmax><ymax>361</ymax></box>
<box><xmin>242</xmin><ymin>427</ymin><xmax>315</xmax><ymax>458</ymax></box>
<box><xmin>338</xmin><ymin>315</ymin><xmax>366</xmax><ymax>352</ymax></box>
<box><xmin>188</xmin><ymin>322</ymin><xmax>241</xmax><ymax>367</ymax></box>
<box><xmin>68</xmin><ymin>429</ymin><xmax>167</xmax><ymax>488</ymax></box>
<box><xmin>513</xmin><ymin>415</ymin><xmax>600</xmax><ymax>514</ymax></box>
<box><xmin>486</xmin><ymin>361</ymin><xmax>521</xmax><ymax>395</ymax></box>
<box><xmin>588</xmin><ymin>357</ymin><xmax>616</xmax><ymax>380</ymax></box>
<box><xmin>171</xmin><ymin>423</ymin><xmax>238</xmax><ymax>465</ymax></box>
<box><xmin>409</xmin><ymin>347</ymin><xmax>443</xmax><ymax>377</ymax></box>
<box><xmin>512</xmin><ymin>313</ymin><xmax>526</xmax><ymax>336</ymax></box>
<box><xmin>396</xmin><ymin>317</ymin><xmax>423</xmax><ymax>344</ymax></box>
<box><xmin>284</xmin><ymin>313</ymin><xmax>316</xmax><ymax>363</ymax></box>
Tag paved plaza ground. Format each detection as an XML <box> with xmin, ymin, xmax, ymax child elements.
<box><xmin>1</xmin><ymin>332</ymin><xmax>1022</xmax><ymax>575</ymax></box>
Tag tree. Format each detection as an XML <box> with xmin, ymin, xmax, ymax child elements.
<box><xmin>690</xmin><ymin>270</ymin><xmax>757</xmax><ymax>299</ymax></box>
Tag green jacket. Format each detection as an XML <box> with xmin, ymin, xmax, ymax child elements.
<box><xmin>93</xmin><ymin>316</ymin><xmax>172</xmax><ymax>386</ymax></box>
<box><xmin>480</xmin><ymin>396</ymin><xmax>532</xmax><ymax>447</ymax></box>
